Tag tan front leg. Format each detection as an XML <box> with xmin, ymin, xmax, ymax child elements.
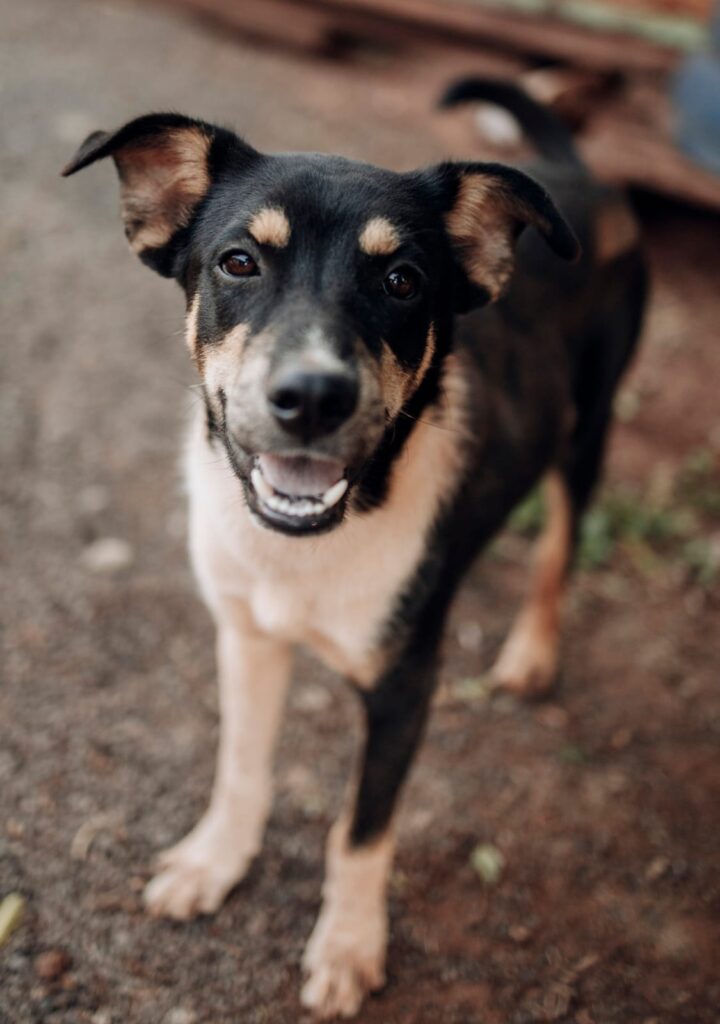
<box><xmin>144</xmin><ymin>611</ymin><xmax>291</xmax><ymax>919</ymax></box>
<box><xmin>493</xmin><ymin>470</ymin><xmax>573</xmax><ymax>695</ymax></box>
<box><xmin>301</xmin><ymin>816</ymin><xmax>394</xmax><ymax>1020</ymax></box>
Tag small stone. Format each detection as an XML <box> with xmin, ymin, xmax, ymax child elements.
<box><xmin>509</xmin><ymin>924</ymin><xmax>532</xmax><ymax>944</ymax></box>
<box><xmin>575</xmin><ymin>1011</ymin><xmax>596</xmax><ymax>1024</ymax></box>
<box><xmin>574</xmin><ymin>952</ymin><xmax>600</xmax><ymax>974</ymax></box>
<box><xmin>34</xmin><ymin>949</ymin><xmax>72</xmax><ymax>981</ymax></box>
<box><xmin>81</xmin><ymin>537</ymin><xmax>134</xmax><ymax>574</ymax></box>
<box><xmin>610</xmin><ymin>726</ymin><xmax>633</xmax><ymax>750</ymax></box>
<box><xmin>535</xmin><ymin>705</ymin><xmax>569</xmax><ymax>730</ymax></box>
<box><xmin>645</xmin><ymin>856</ymin><xmax>669</xmax><ymax>882</ymax></box>
<box><xmin>91</xmin><ymin>1011</ymin><xmax>113</xmax><ymax>1024</ymax></box>
<box><xmin>456</xmin><ymin>620</ymin><xmax>483</xmax><ymax>653</ymax></box>
<box><xmin>78</xmin><ymin>484</ymin><xmax>110</xmax><ymax>515</ymax></box>
<box><xmin>6</xmin><ymin>819</ymin><xmax>24</xmax><ymax>839</ymax></box>
<box><xmin>294</xmin><ymin>683</ymin><xmax>332</xmax><ymax>713</ymax></box>
<box><xmin>165</xmin><ymin>1009</ymin><xmax>197</xmax><ymax>1024</ymax></box>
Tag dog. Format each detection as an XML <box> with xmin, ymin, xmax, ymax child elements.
<box><xmin>63</xmin><ymin>77</ymin><xmax>647</xmax><ymax>1019</ymax></box>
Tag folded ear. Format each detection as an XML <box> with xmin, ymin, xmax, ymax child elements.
<box><xmin>437</xmin><ymin>161</ymin><xmax>580</xmax><ymax>308</ymax></box>
<box><xmin>62</xmin><ymin>113</ymin><xmax>255</xmax><ymax>276</ymax></box>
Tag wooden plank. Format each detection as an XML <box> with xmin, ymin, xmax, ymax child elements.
<box><xmin>581</xmin><ymin>117</ymin><xmax>720</xmax><ymax>209</ymax></box>
<box><xmin>306</xmin><ymin>0</ymin><xmax>684</xmax><ymax>70</ymax></box>
<box><xmin>159</xmin><ymin>0</ymin><xmax>683</xmax><ymax>71</ymax></box>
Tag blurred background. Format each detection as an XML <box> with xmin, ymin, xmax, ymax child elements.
<box><xmin>1</xmin><ymin>0</ymin><xmax>719</xmax><ymax>1021</ymax></box>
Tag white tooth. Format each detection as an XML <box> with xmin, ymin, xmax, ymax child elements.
<box><xmin>251</xmin><ymin>466</ymin><xmax>274</xmax><ymax>501</ymax></box>
<box><xmin>267</xmin><ymin>494</ymin><xmax>283</xmax><ymax>512</ymax></box>
<box><xmin>321</xmin><ymin>478</ymin><xmax>348</xmax><ymax>508</ymax></box>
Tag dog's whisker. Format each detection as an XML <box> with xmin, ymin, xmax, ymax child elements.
<box><xmin>396</xmin><ymin>409</ymin><xmax>465</xmax><ymax>437</ymax></box>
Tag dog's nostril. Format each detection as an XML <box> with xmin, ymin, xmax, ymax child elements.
<box><xmin>267</xmin><ymin>369</ymin><xmax>358</xmax><ymax>439</ymax></box>
<box><xmin>272</xmin><ymin>386</ymin><xmax>303</xmax><ymax>414</ymax></box>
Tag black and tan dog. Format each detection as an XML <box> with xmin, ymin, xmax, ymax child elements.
<box><xmin>63</xmin><ymin>78</ymin><xmax>646</xmax><ymax>1018</ymax></box>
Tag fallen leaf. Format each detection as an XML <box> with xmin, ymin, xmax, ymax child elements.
<box><xmin>0</xmin><ymin>893</ymin><xmax>25</xmax><ymax>948</ymax></box>
<box><xmin>471</xmin><ymin>843</ymin><xmax>505</xmax><ymax>884</ymax></box>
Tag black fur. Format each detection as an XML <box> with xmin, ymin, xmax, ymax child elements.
<box><xmin>63</xmin><ymin>82</ymin><xmax>645</xmax><ymax>851</ymax></box>
<box><xmin>347</xmin><ymin>83</ymin><xmax>647</xmax><ymax>845</ymax></box>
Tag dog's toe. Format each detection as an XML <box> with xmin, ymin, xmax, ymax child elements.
<box><xmin>301</xmin><ymin>906</ymin><xmax>386</xmax><ymax>1019</ymax></box>
<box><xmin>301</xmin><ymin>962</ymin><xmax>369</xmax><ymax>1020</ymax></box>
<box><xmin>144</xmin><ymin>827</ymin><xmax>255</xmax><ymax>920</ymax></box>
<box><xmin>143</xmin><ymin>860</ymin><xmax>234</xmax><ymax>920</ymax></box>
<box><xmin>491</xmin><ymin>614</ymin><xmax>559</xmax><ymax>697</ymax></box>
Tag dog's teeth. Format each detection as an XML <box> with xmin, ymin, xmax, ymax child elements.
<box><xmin>321</xmin><ymin>478</ymin><xmax>348</xmax><ymax>509</ymax></box>
<box><xmin>255</xmin><ymin>470</ymin><xmax>342</xmax><ymax>520</ymax></box>
<box><xmin>251</xmin><ymin>466</ymin><xmax>274</xmax><ymax>501</ymax></box>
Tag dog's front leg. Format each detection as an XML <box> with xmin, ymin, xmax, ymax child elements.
<box><xmin>144</xmin><ymin>610</ymin><xmax>291</xmax><ymax>920</ymax></box>
<box><xmin>301</xmin><ymin>651</ymin><xmax>435</xmax><ymax>1019</ymax></box>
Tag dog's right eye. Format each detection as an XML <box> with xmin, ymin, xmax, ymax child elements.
<box><xmin>219</xmin><ymin>251</ymin><xmax>259</xmax><ymax>278</ymax></box>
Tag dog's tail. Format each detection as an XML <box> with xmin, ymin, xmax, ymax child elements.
<box><xmin>439</xmin><ymin>77</ymin><xmax>584</xmax><ymax>170</ymax></box>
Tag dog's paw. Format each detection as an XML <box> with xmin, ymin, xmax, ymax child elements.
<box><xmin>491</xmin><ymin>614</ymin><xmax>559</xmax><ymax>697</ymax></box>
<box><xmin>300</xmin><ymin>906</ymin><xmax>386</xmax><ymax>1019</ymax></box>
<box><xmin>143</xmin><ymin>818</ymin><xmax>257</xmax><ymax>920</ymax></box>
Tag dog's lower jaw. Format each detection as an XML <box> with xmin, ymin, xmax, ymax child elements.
<box><xmin>301</xmin><ymin>820</ymin><xmax>393</xmax><ymax>1019</ymax></box>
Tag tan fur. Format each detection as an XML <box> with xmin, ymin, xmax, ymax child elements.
<box><xmin>415</xmin><ymin>322</ymin><xmax>436</xmax><ymax>388</ymax></box>
<box><xmin>301</xmin><ymin>816</ymin><xmax>394</xmax><ymax>1018</ymax></box>
<box><xmin>144</xmin><ymin>612</ymin><xmax>292</xmax><ymax>920</ymax></box>
<box><xmin>184</xmin><ymin>294</ymin><xmax>200</xmax><ymax>361</ymax></box>
<box><xmin>358</xmin><ymin>216</ymin><xmax>400</xmax><ymax>256</ymax></box>
<box><xmin>380</xmin><ymin>343</ymin><xmax>413</xmax><ymax>419</ymax></box>
<box><xmin>445</xmin><ymin>175</ymin><xmax>550</xmax><ymax>301</ymax></box>
<box><xmin>595</xmin><ymin>200</ymin><xmax>640</xmax><ymax>264</ymax></box>
<box><xmin>117</xmin><ymin>126</ymin><xmax>211</xmax><ymax>253</ymax></box>
<box><xmin>380</xmin><ymin>323</ymin><xmax>437</xmax><ymax>419</ymax></box>
<box><xmin>493</xmin><ymin>470</ymin><xmax>572</xmax><ymax>694</ymax></box>
<box><xmin>248</xmin><ymin>206</ymin><xmax>291</xmax><ymax>248</ymax></box>
<box><xmin>201</xmin><ymin>323</ymin><xmax>250</xmax><ymax>420</ymax></box>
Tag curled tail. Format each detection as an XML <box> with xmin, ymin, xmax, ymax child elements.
<box><xmin>440</xmin><ymin>77</ymin><xmax>584</xmax><ymax>170</ymax></box>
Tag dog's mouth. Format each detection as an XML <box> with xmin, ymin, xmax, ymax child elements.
<box><xmin>246</xmin><ymin>453</ymin><xmax>349</xmax><ymax>535</ymax></box>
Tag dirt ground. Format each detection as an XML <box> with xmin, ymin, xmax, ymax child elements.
<box><xmin>1</xmin><ymin>1</ymin><xmax>719</xmax><ymax>1022</ymax></box>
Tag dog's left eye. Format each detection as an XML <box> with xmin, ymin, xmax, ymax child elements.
<box><xmin>384</xmin><ymin>267</ymin><xmax>420</xmax><ymax>301</ymax></box>
<box><xmin>220</xmin><ymin>251</ymin><xmax>259</xmax><ymax>278</ymax></box>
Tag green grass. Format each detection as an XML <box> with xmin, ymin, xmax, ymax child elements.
<box><xmin>509</xmin><ymin>448</ymin><xmax>720</xmax><ymax>587</ymax></box>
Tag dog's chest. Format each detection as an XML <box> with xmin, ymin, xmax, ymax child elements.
<box><xmin>186</xmin><ymin>360</ymin><xmax>468</xmax><ymax>684</ymax></box>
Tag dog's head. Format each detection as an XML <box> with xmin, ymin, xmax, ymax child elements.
<box><xmin>63</xmin><ymin>114</ymin><xmax>578</xmax><ymax>536</ymax></box>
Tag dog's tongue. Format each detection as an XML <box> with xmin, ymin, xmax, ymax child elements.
<box><xmin>258</xmin><ymin>454</ymin><xmax>345</xmax><ymax>497</ymax></box>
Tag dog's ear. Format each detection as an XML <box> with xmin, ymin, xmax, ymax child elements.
<box><xmin>428</xmin><ymin>162</ymin><xmax>580</xmax><ymax>309</ymax></box>
<box><xmin>62</xmin><ymin>113</ymin><xmax>256</xmax><ymax>277</ymax></box>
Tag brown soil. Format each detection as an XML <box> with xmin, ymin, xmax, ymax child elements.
<box><xmin>1</xmin><ymin>1</ymin><xmax>719</xmax><ymax>1022</ymax></box>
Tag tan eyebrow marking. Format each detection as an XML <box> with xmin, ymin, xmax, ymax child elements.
<box><xmin>359</xmin><ymin>216</ymin><xmax>400</xmax><ymax>256</ymax></box>
<box><xmin>248</xmin><ymin>206</ymin><xmax>291</xmax><ymax>248</ymax></box>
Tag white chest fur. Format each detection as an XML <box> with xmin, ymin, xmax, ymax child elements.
<box><xmin>186</xmin><ymin>356</ymin><xmax>468</xmax><ymax>684</ymax></box>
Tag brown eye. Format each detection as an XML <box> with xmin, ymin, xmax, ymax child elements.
<box><xmin>220</xmin><ymin>250</ymin><xmax>259</xmax><ymax>278</ymax></box>
<box><xmin>384</xmin><ymin>267</ymin><xmax>419</xmax><ymax>300</ymax></box>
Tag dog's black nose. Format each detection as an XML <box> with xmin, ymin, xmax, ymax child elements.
<box><xmin>267</xmin><ymin>368</ymin><xmax>358</xmax><ymax>439</ymax></box>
